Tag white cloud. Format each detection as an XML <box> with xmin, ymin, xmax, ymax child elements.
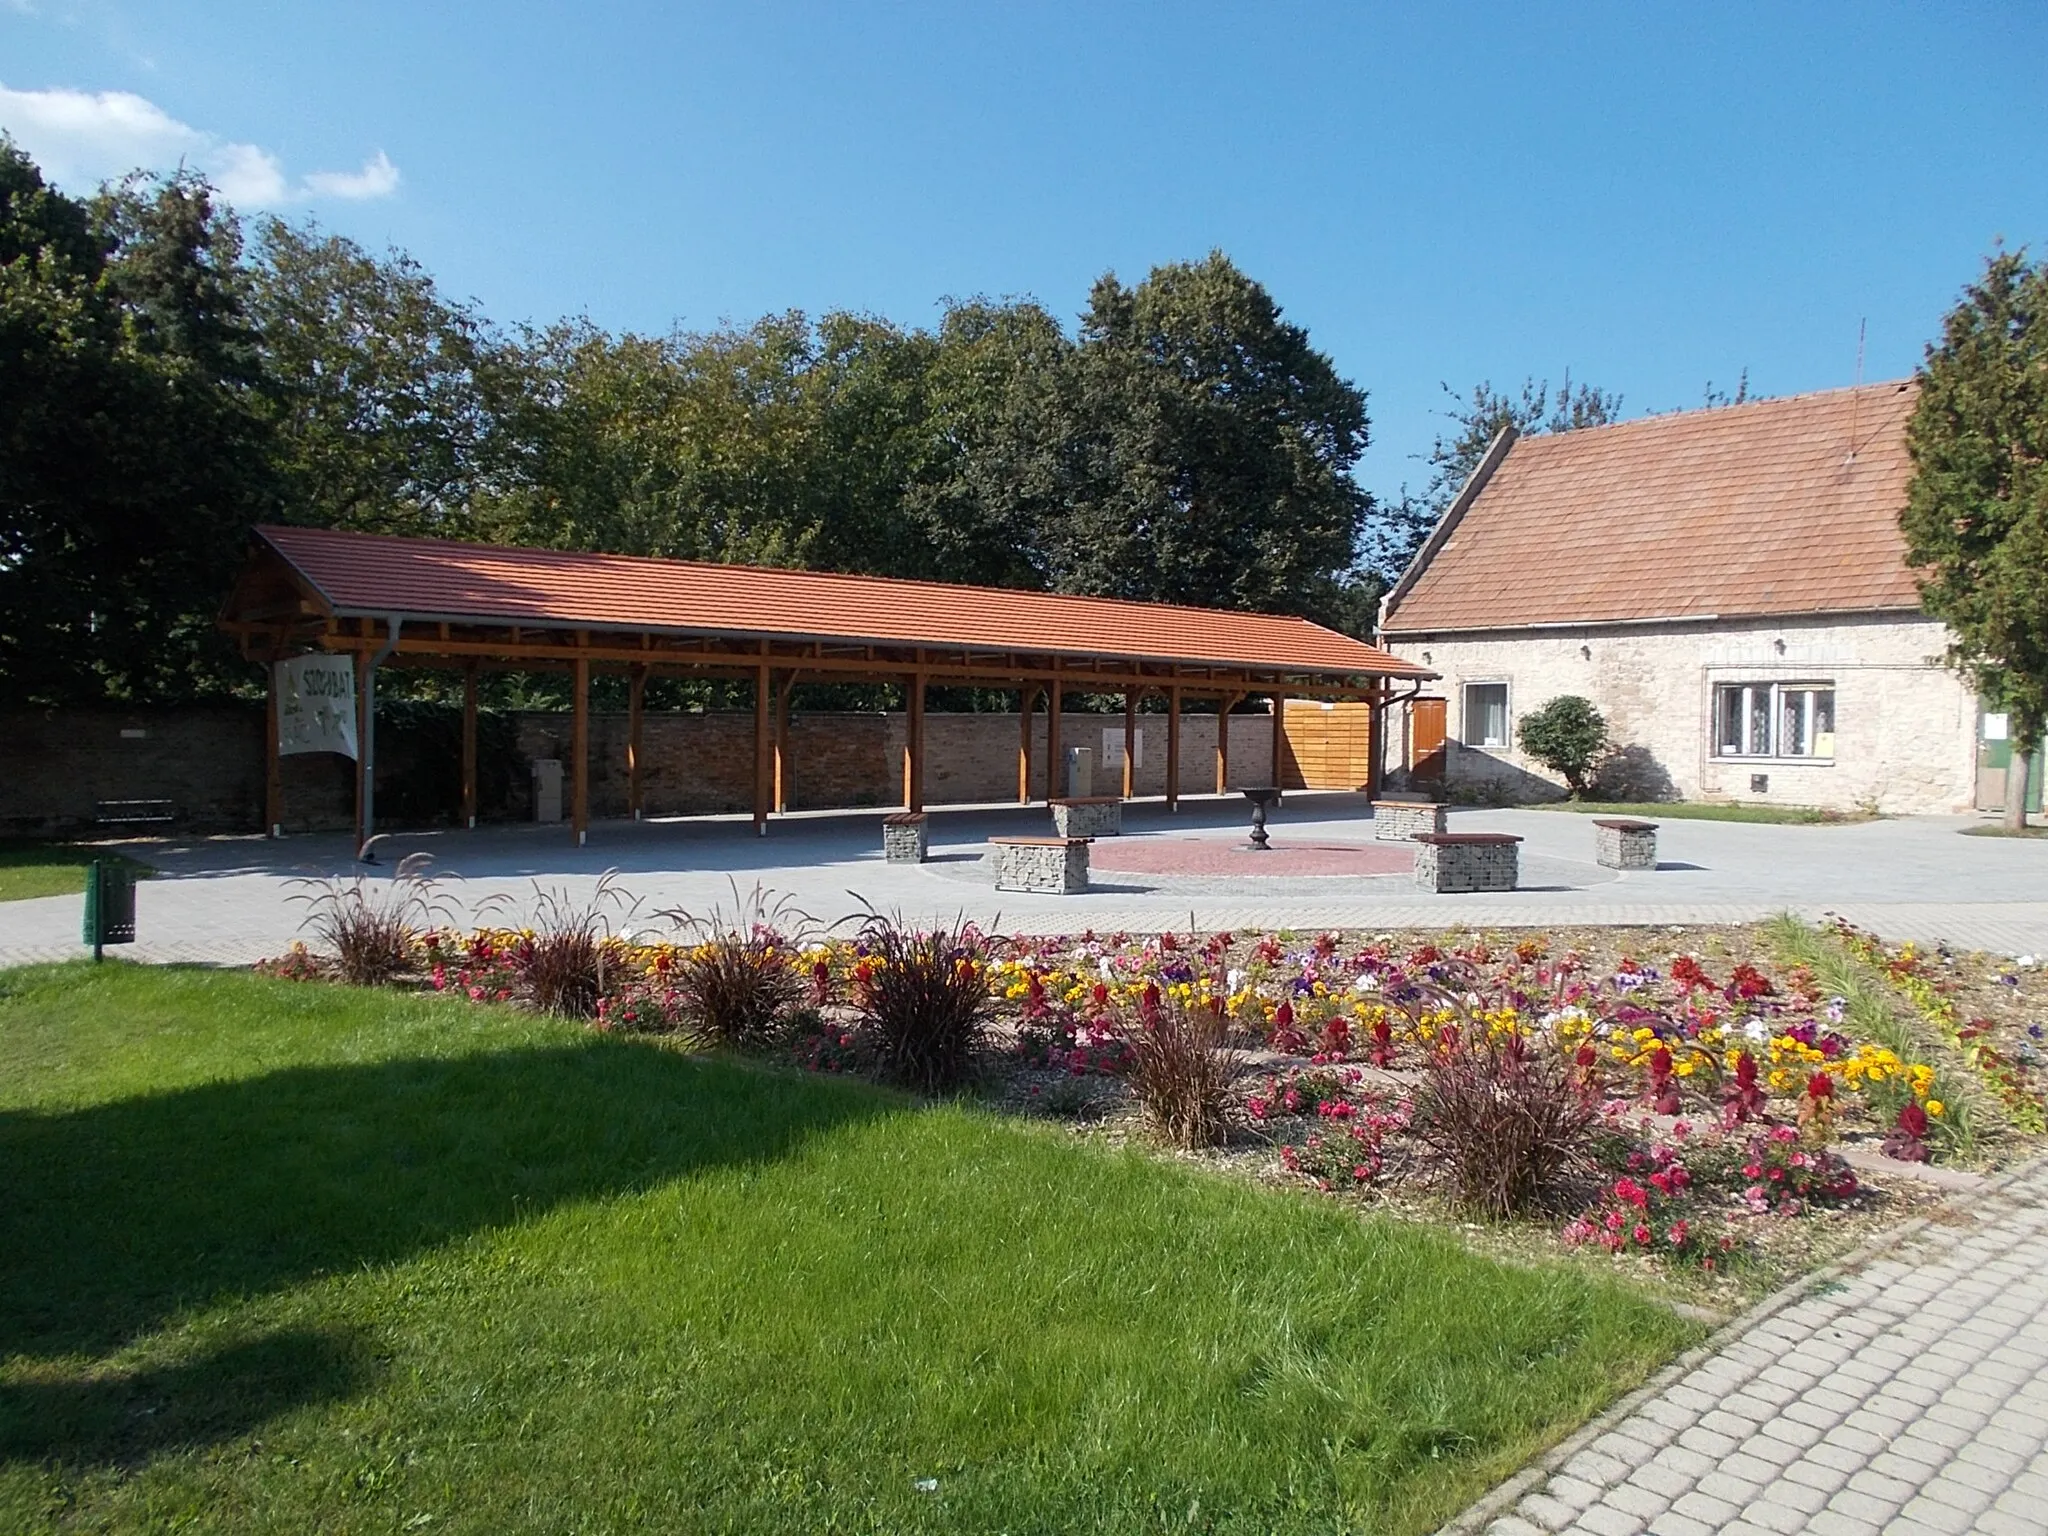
<box><xmin>302</xmin><ymin>149</ymin><xmax>399</xmax><ymax>201</ymax></box>
<box><xmin>0</xmin><ymin>83</ymin><xmax>398</xmax><ymax>206</ymax></box>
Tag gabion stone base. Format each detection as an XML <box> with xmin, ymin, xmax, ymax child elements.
<box><xmin>1412</xmin><ymin>832</ymin><xmax>1521</xmax><ymax>893</ymax></box>
<box><xmin>1594</xmin><ymin>818</ymin><xmax>1659</xmax><ymax>871</ymax></box>
<box><xmin>882</xmin><ymin>813</ymin><xmax>928</xmax><ymax>864</ymax></box>
<box><xmin>1372</xmin><ymin>799</ymin><xmax>1447</xmax><ymax>841</ymax></box>
<box><xmin>991</xmin><ymin>836</ymin><xmax>1090</xmax><ymax>894</ymax></box>
<box><xmin>1051</xmin><ymin>797</ymin><xmax>1122</xmax><ymax>838</ymax></box>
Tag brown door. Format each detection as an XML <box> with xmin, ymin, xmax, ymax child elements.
<box><xmin>1280</xmin><ymin>700</ymin><xmax>1372</xmax><ymax>790</ymax></box>
<box><xmin>1411</xmin><ymin>696</ymin><xmax>1447</xmax><ymax>782</ymax></box>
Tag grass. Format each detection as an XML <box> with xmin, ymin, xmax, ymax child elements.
<box><xmin>0</xmin><ymin>845</ymin><xmax>153</xmax><ymax>903</ymax></box>
<box><xmin>1533</xmin><ymin>800</ymin><xmax>1874</xmax><ymax>825</ymax></box>
<box><xmin>0</xmin><ymin>964</ymin><xmax>1698</xmax><ymax>1535</ymax></box>
<box><xmin>1960</xmin><ymin>822</ymin><xmax>2048</xmax><ymax>838</ymax></box>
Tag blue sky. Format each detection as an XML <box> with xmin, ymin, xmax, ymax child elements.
<box><xmin>4</xmin><ymin>2</ymin><xmax>2045</xmax><ymax>504</ymax></box>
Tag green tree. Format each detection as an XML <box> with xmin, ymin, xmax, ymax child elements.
<box><xmin>249</xmin><ymin>219</ymin><xmax>504</xmax><ymax>536</ymax></box>
<box><xmin>0</xmin><ymin>143</ymin><xmax>273</xmax><ymax>704</ymax></box>
<box><xmin>1044</xmin><ymin>252</ymin><xmax>1371</xmax><ymax>620</ymax></box>
<box><xmin>1419</xmin><ymin>374</ymin><xmax>1623</xmax><ymax>518</ymax></box>
<box><xmin>1517</xmin><ymin>695</ymin><xmax>1609</xmax><ymax>797</ymax></box>
<box><xmin>1901</xmin><ymin>249</ymin><xmax>2048</xmax><ymax>830</ymax></box>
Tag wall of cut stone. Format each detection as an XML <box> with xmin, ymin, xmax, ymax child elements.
<box><xmin>1379</xmin><ymin>613</ymin><xmax>1975</xmax><ymax>814</ymax></box>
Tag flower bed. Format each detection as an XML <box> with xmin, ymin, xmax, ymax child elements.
<box><xmin>259</xmin><ymin>904</ymin><xmax>2047</xmax><ymax>1299</ymax></box>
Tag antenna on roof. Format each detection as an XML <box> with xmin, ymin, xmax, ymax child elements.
<box><xmin>1846</xmin><ymin>318</ymin><xmax>1866</xmax><ymax>465</ymax></box>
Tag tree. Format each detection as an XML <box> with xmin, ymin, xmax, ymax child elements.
<box><xmin>1419</xmin><ymin>374</ymin><xmax>1623</xmax><ymax>518</ymax></box>
<box><xmin>1517</xmin><ymin>695</ymin><xmax>1609</xmax><ymax>797</ymax></box>
<box><xmin>1901</xmin><ymin>249</ymin><xmax>2048</xmax><ymax>830</ymax></box>
<box><xmin>1043</xmin><ymin>252</ymin><xmax>1371</xmax><ymax>621</ymax></box>
<box><xmin>0</xmin><ymin>142</ymin><xmax>274</xmax><ymax>704</ymax></box>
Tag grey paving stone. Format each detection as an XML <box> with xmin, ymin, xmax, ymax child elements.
<box><xmin>1643</xmin><ymin>1511</ymin><xmax>1713</xmax><ymax>1536</ymax></box>
<box><xmin>1573</xmin><ymin>1502</ymin><xmax>1646</xmax><ymax>1536</ymax></box>
<box><xmin>1600</xmin><ymin>1482</ymin><xmax>1671</xmax><ymax>1521</ymax></box>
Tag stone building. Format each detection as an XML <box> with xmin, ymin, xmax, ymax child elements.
<box><xmin>1376</xmin><ymin>381</ymin><xmax>2037</xmax><ymax>816</ymax></box>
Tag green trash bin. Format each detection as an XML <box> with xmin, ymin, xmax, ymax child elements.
<box><xmin>82</xmin><ymin>859</ymin><xmax>137</xmax><ymax>960</ymax></box>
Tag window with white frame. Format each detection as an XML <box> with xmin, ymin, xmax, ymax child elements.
<box><xmin>1463</xmin><ymin>682</ymin><xmax>1510</xmax><ymax>748</ymax></box>
<box><xmin>1714</xmin><ymin>682</ymin><xmax>1836</xmax><ymax>759</ymax></box>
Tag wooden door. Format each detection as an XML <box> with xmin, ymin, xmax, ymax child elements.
<box><xmin>1280</xmin><ymin>700</ymin><xmax>1373</xmax><ymax>790</ymax></box>
<box><xmin>1410</xmin><ymin>696</ymin><xmax>1447</xmax><ymax>781</ymax></box>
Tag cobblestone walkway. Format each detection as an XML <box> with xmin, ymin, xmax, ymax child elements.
<box><xmin>1463</xmin><ymin>1159</ymin><xmax>2048</xmax><ymax>1536</ymax></box>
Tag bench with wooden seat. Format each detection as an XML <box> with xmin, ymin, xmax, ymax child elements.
<box><xmin>95</xmin><ymin>799</ymin><xmax>176</xmax><ymax>828</ymax></box>
<box><xmin>1593</xmin><ymin>818</ymin><xmax>1658</xmax><ymax>870</ymax></box>
<box><xmin>1049</xmin><ymin>795</ymin><xmax>1123</xmax><ymax>838</ymax></box>
<box><xmin>1411</xmin><ymin>831</ymin><xmax>1521</xmax><ymax>893</ymax></box>
<box><xmin>990</xmin><ymin>835</ymin><xmax>1090</xmax><ymax>894</ymax></box>
<box><xmin>882</xmin><ymin>811</ymin><xmax>928</xmax><ymax>864</ymax></box>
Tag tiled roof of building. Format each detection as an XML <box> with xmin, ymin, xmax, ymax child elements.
<box><xmin>1381</xmin><ymin>381</ymin><xmax>1924</xmax><ymax>633</ymax></box>
<box><xmin>253</xmin><ymin>525</ymin><xmax>1428</xmax><ymax>678</ymax></box>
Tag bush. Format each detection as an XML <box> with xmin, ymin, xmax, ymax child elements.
<box><xmin>1409</xmin><ymin>1019</ymin><xmax>1598</xmax><ymax>1218</ymax></box>
<box><xmin>1517</xmin><ymin>695</ymin><xmax>1609</xmax><ymax>797</ymax></box>
<box><xmin>854</xmin><ymin>917</ymin><xmax>994</xmax><ymax>1093</ymax></box>
<box><xmin>289</xmin><ymin>853</ymin><xmax>449</xmax><ymax>986</ymax></box>
<box><xmin>663</xmin><ymin>885</ymin><xmax>814</xmax><ymax>1049</ymax></box>
<box><xmin>1126</xmin><ymin>984</ymin><xmax>1241</xmax><ymax>1149</ymax></box>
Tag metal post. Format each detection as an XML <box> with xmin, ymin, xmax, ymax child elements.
<box><xmin>358</xmin><ymin>615</ymin><xmax>402</xmax><ymax>861</ymax></box>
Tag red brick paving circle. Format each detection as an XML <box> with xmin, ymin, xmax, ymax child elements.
<box><xmin>1088</xmin><ymin>837</ymin><xmax>1415</xmax><ymax>878</ymax></box>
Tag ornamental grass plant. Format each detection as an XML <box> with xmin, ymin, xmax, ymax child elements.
<box><xmin>289</xmin><ymin>852</ymin><xmax>450</xmax><ymax>986</ymax></box>
<box><xmin>854</xmin><ymin>914</ymin><xmax>994</xmax><ymax>1092</ymax></box>
<box><xmin>661</xmin><ymin>884</ymin><xmax>815</xmax><ymax>1049</ymax></box>
<box><xmin>1126</xmin><ymin>983</ymin><xmax>1243</xmax><ymax>1149</ymax></box>
<box><xmin>494</xmin><ymin>873</ymin><xmax>636</xmax><ymax>1017</ymax></box>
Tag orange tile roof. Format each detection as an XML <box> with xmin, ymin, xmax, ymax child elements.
<box><xmin>254</xmin><ymin>525</ymin><xmax>1428</xmax><ymax>678</ymax></box>
<box><xmin>1382</xmin><ymin>381</ymin><xmax>1925</xmax><ymax>633</ymax></box>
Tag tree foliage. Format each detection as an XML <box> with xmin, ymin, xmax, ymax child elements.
<box><xmin>1516</xmin><ymin>695</ymin><xmax>1609</xmax><ymax>797</ymax></box>
<box><xmin>1</xmin><ymin>142</ymin><xmax>1410</xmax><ymax>704</ymax></box>
<box><xmin>1420</xmin><ymin>375</ymin><xmax>1623</xmax><ymax>517</ymax></box>
<box><xmin>1901</xmin><ymin>249</ymin><xmax>2048</xmax><ymax>825</ymax></box>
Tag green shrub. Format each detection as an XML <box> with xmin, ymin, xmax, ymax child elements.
<box><xmin>1517</xmin><ymin>695</ymin><xmax>1609</xmax><ymax>797</ymax></box>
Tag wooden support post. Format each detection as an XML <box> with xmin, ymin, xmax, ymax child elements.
<box><xmin>753</xmin><ymin>662</ymin><xmax>771</xmax><ymax>835</ymax></box>
<box><xmin>354</xmin><ymin>652</ymin><xmax>370</xmax><ymax>849</ymax></box>
<box><xmin>626</xmin><ymin>663</ymin><xmax>646</xmax><ymax>820</ymax></box>
<box><xmin>1046</xmin><ymin>667</ymin><xmax>1063</xmax><ymax>801</ymax></box>
<box><xmin>1123</xmin><ymin>688</ymin><xmax>1137</xmax><ymax>798</ymax></box>
<box><xmin>1166</xmin><ymin>684</ymin><xmax>1182</xmax><ymax>812</ymax></box>
<box><xmin>1215</xmin><ymin>692</ymin><xmax>1243</xmax><ymax>794</ymax></box>
<box><xmin>461</xmin><ymin>661</ymin><xmax>479</xmax><ymax>828</ymax></box>
<box><xmin>773</xmin><ymin>671</ymin><xmax>793</xmax><ymax>813</ymax></box>
<box><xmin>1017</xmin><ymin>685</ymin><xmax>1037</xmax><ymax>803</ymax></box>
<box><xmin>264</xmin><ymin>654</ymin><xmax>283</xmax><ymax>837</ymax></box>
<box><xmin>571</xmin><ymin>654</ymin><xmax>590</xmax><ymax>846</ymax></box>
<box><xmin>902</xmin><ymin>672</ymin><xmax>927</xmax><ymax>812</ymax></box>
<box><xmin>1270</xmin><ymin>692</ymin><xmax>1286</xmax><ymax>790</ymax></box>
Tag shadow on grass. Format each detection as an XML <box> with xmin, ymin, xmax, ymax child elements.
<box><xmin>1</xmin><ymin>1326</ymin><xmax>372</xmax><ymax>1468</ymax></box>
<box><xmin>0</xmin><ymin>1038</ymin><xmax>892</xmax><ymax>1367</ymax></box>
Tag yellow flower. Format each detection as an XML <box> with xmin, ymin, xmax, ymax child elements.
<box><xmin>1926</xmin><ymin>1099</ymin><xmax>1945</xmax><ymax>1117</ymax></box>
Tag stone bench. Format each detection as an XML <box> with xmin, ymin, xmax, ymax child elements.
<box><xmin>1372</xmin><ymin>798</ymin><xmax>1447</xmax><ymax>841</ymax></box>
<box><xmin>1412</xmin><ymin>832</ymin><xmax>1521</xmax><ymax>893</ymax></box>
<box><xmin>1050</xmin><ymin>795</ymin><xmax>1123</xmax><ymax>838</ymax></box>
<box><xmin>1594</xmin><ymin>817</ymin><xmax>1658</xmax><ymax>871</ymax></box>
<box><xmin>990</xmin><ymin>836</ymin><xmax>1090</xmax><ymax>894</ymax></box>
<box><xmin>882</xmin><ymin>811</ymin><xmax>928</xmax><ymax>864</ymax></box>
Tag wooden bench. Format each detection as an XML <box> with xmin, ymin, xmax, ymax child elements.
<box><xmin>990</xmin><ymin>835</ymin><xmax>1090</xmax><ymax>894</ymax></box>
<box><xmin>1411</xmin><ymin>831</ymin><xmax>1522</xmax><ymax>893</ymax></box>
<box><xmin>94</xmin><ymin>799</ymin><xmax>176</xmax><ymax>827</ymax></box>
<box><xmin>1049</xmin><ymin>795</ymin><xmax>1123</xmax><ymax>838</ymax></box>
<box><xmin>1593</xmin><ymin>818</ymin><xmax>1658</xmax><ymax>871</ymax></box>
<box><xmin>882</xmin><ymin>811</ymin><xmax>928</xmax><ymax>864</ymax></box>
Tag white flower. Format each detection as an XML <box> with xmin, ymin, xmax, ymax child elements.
<box><xmin>1352</xmin><ymin>974</ymin><xmax>1380</xmax><ymax>994</ymax></box>
<box><xmin>1744</xmin><ymin>1018</ymin><xmax>1769</xmax><ymax>1043</ymax></box>
<box><xmin>1099</xmin><ymin>957</ymin><xmax>1115</xmax><ymax>981</ymax></box>
<box><xmin>2018</xmin><ymin>955</ymin><xmax>2038</xmax><ymax>968</ymax></box>
<box><xmin>1226</xmin><ymin>968</ymin><xmax>1244</xmax><ymax>992</ymax></box>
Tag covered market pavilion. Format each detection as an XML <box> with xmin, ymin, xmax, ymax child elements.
<box><xmin>220</xmin><ymin>525</ymin><xmax>1434</xmax><ymax>851</ymax></box>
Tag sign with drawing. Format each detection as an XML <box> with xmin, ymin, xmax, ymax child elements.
<box><xmin>276</xmin><ymin>654</ymin><xmax>359</xmax><ymax>759</ymax></box>
<box><xmin>1102</xmin><ymin>727</ymin><xmax>1143</xmax><ymax>772</ymax></box>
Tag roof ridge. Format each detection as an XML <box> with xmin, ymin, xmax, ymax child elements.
<box><xmin>1510</xmin><ymin>376</ymin><xmax>1917</xmax><ymax>448</ymax></box>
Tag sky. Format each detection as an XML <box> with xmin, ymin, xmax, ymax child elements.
<box><xmin>4</xmin><ymin>1</ymin><xmax>2046</xmax><ymax>505</ymax></box>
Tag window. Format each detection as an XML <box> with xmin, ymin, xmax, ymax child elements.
<box><xmin>1714</xmin><ymin>682</ymin><xmax>1835</xmax><ymax>759</ymax></box>
<box><xmin>1463</xmin><ymin>682</ymin><xmax>1510</xmax><ymax>748</ymax></box>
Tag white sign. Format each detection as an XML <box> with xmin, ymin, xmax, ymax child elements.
<box><xmin>1984</xmin><ymin>712</ymin><xmax>2011</xmax><ymax>743</ymax></box>
<box><xmin>1103</xmin><ymin>727</ymin><xmax>1143</xmax><ymax>772</ymax></box>
<box><xmin>276</xmin><ymin>654</ymin><xmax>359</xmax><ymax>760</ymax></box>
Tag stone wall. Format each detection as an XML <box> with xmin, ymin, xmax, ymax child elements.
<box><xmin>1380</xmin><ymin>613</ymin><xmax>1976</xmax><ymax>815</ymax></box>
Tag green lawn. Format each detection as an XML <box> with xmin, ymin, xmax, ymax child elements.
<box><xmin>0</xmin><ymin>846</ymin><xmax>152</xmax><ymax>903</ymax></box>
<box><xmin>1534</xmin><ymin>799</ymin><xmax>1872</xmax><ymax>825</ymax></box>
<box><xmin>0</xmin><ymin>966</ymin><xmax>1697</xmax><ymax>1535</ymax></box>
